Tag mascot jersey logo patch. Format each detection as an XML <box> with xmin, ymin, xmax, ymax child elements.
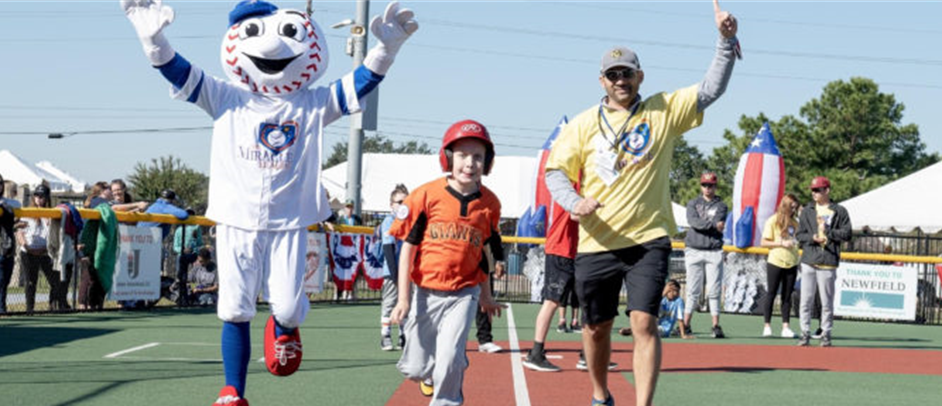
<box><xmin>621</xmin><ymin>122</ymin><xmax>651</xmax><ymax>156</ymax></box>
<box><xmin>258</xmin><ymin>121</ymin><xmax>299</xmax><ymax>154</ymax></box>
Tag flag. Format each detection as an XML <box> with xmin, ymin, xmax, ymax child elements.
<box><xmin>731</xmin><ymin>122</ymin><xmax>785</xmax><ymax>248</ymax></box>
<box><xmin>517</xmin><ymin>116</ymin><xmax>568</xmax><ymax>243</ymax></box>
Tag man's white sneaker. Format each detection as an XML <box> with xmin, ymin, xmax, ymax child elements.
<box><xmin>478</xmin><ymin>342</ymin><xmax>502</xmax><ymax>353</ymax></box>
<box><xmin>762</xmin><ymin>326</ymin><xmax>773</xmax><ymax>337</ymax></box>
<box><xmin>781</xmin><ymin>327</ymin><xmax>796</xmax><ymax>338</ymax></box>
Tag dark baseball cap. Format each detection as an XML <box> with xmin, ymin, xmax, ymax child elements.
<box><xmin>601</xmin><ymin>46</ymin><xmax>641</xmax><ymax>73</ymax></box>
<box><xmin>33</xmin><ymin>184</ymin><xmax>50</xmax><ymax>196</ymax></box>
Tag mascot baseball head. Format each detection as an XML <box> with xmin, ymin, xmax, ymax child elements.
<box><xmin>222</xmin><ymin>0</ymin><xmax>329</xmax><ymax>94</ymax></box>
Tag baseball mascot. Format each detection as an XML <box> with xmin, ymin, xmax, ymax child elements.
<box><xmin>119</xmin><ymin>1</ymin><xmax>417</xmax><ymax>404</ymax></box>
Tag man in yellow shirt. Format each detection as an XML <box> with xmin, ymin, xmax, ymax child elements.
<box><xmin>543</xmin><ymin>1</ymin><xmax>740</xmax><ymax>405</ymax></box>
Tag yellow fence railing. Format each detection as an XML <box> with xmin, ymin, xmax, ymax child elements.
<box><xmin>9</xmin><ymin>207</ymin><xmax>942</xmax><ymax>264</ymax></box>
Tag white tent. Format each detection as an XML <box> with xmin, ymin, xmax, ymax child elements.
<box><xmin>841</xmin><ymin>161</ymin><xmax>942</xmax><ymax>233</ymax></box>
<box><xmin>323</xmin><ymin>153</ymin><xmax>692</xmax><ymax>226</ymax></box>
<box><xmin>35</xmin><ymin>161</ymin><xmax>87</xmax><ymax>193</ymax></box>
<box><xmin>0</xmin><ymin>150</ymin><xmax>72</xmax><ymax>193</ymax></box>
<box><xmin>322</xmin><ymin>153</ymin><xmax>538</xmax><ymax>217</ymax></box>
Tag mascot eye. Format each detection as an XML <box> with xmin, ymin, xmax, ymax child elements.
<box><xmin>279</xmin><ymin>21</ymin><xmax>306</xmax><ymax>42</ymax></box>
<box><xmin>239</xmin><ymin>19</ymin><xmax>265</xmax><ymax>40</ymax></box>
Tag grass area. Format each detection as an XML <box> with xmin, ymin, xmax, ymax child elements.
<box><xmin>1</xmin><ymin>303</ymin><xmax>941</xmax><ymax>405</ymax></box>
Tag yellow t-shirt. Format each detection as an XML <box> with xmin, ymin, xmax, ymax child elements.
<box><xmin>762</xmin><ymin>214</ymin><xmax>799</xmax><ymax>268</ymax></box>
<box><xmin>545</xmin><ymin>85</ymin><xmax>703</xmax><ymax>253</ymax></box>
<box><xmin>815</xmin><ymin>204</ymin><xmax>836</xmax><ymax>269</ymax></box>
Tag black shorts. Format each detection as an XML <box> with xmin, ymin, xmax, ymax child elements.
<box><xmin>574</xmin><ymin>236</ymin><xmax>671</xmax><ymax>325</ymax></box>
<box><xmin>542</xmin><ymin>254</ymin><xmax>578</xmax><ymax>306</ymax></box>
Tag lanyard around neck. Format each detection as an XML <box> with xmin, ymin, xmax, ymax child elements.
<box><xmin>597</xmin><ymin>96</ymin><xmax>640</xmax><ymax>150</ymax></box>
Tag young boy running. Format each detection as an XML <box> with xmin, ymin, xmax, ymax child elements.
<box><xmin>389</xmin><ymin>120</ymin><xmax>505</xmax><ymax>405</ymax></box>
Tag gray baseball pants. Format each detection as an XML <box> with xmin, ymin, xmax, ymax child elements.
<box><xmin>799</xmin><ymin>263</ymin><xmax>836</xmax><ymax>335</ymax></box>
<box><xmin>381</xmin><ymin>278</ymin><xmax>400</xmax><ymax>334</ymax></box>
<box><xmin>397</xmin><ymin>284</ymin><xmax>480</xmax><ymax>406</ymax></box>
<box><xmin>684</xmin><ymin>248</ymin><xmax>724</xmax><ymax>316</ymax></box>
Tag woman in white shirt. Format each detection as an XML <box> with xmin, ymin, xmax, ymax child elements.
<box><xmin>16</xmin><ymin>185</ymin><xmax>62</xmax><ymax>313</ymax></box>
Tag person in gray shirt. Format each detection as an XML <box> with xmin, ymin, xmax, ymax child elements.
<box><xmin>683</xmin><ymin>172</ymin><xmax>728</xmax><ymax>338</ymax></box>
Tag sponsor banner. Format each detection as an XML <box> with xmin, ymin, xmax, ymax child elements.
<box><xmin>304</xmin><ymin>232</ymin><xmax>329</xmax><ymax>294</ymax></box>
<box><xmin>835</xmin><ymin>263</ymin><xmax>916</xmax><ymax>321</ymax></box>
<box><xmin>110</xmin><ymin>225</ymin><xmax>162</xmax><ymax>301</ymax></box>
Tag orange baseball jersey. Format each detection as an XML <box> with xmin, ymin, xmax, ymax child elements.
<box><xmin>390</xmin><ymin>177</ymin><xmax>502</xmax><ymax>291</ymax></box>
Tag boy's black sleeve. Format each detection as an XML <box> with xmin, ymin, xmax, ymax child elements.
<box><xmin>383</xmin><ymin>243</ymin><xmax>399</xmax><ymax>281</ymax></box>
<box><xmin>486</xmin><ymin>230</ymin><xmax>504</xmax><ymax>261</ymax></box>
<box><xmin>404</xmin><ymin>213</ymin><xmax>427</xmax><ymax>245</ymax></box>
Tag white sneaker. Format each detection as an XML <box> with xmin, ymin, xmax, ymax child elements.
<box><xmin>781</xmin><ymin>326</ymin><xmax>796</xmax><ymax>338</ymax></box>
<box><xmin>478</xmin><ymin>342</ymin><xmax>502</xmax><ymax>353</ymax></box>
<box><xmin>762</xmin><ymin>326</ymin><xmax>772</xmax><ymax>337</ymax></box>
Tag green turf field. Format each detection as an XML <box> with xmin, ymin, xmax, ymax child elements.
<box><xmin>2</xmin><ymin>303</ymin><xmax>941</xmax><ymax>405</ymax></box>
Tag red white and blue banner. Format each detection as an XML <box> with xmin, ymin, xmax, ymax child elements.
<box><xmin>729</xmin><ymin>122</ymin><xmax>785</xmax><ymax>248</ymax></box>
<box><xmin>324</xmin><ymin>232</ymin><xmax>385</xmax><ymax>292</ymax></box>
<box><xmin>516</xmin><ymin>117</ymin><xmax>568</xmax><ymax>241</ymax></box>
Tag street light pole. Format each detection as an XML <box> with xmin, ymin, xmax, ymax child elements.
<box><xmin>345</xmin><ymin>0</ymin><xmax>370</xmax><ymax>217</ymax></box>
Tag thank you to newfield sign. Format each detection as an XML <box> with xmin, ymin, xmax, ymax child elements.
<box><xmin>835</xmin><ymin>263</ymin><xmax>916</xmax><ymax>320</ymax></box>
<box><xmin>110</xmin><ymin>225</ymin><xmax>162</xmax><ymax>301</ymax></box>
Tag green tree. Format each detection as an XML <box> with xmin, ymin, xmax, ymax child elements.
<box><xmin>127</xmin><ymin>156</ymin><xmax>209</xmax><ymax>213</ymax></box>
<box><xmin>323</xmin><ymin>134</ymin><xmax>434</xmax><ymax>169</ymax></box>
<box><xmin>670</xmin><ymin>137</ymin><xmax>708</xmax><ymax>205</ymax></box>
<box><xmin>708</xmin><ymin>78</ymin><xmax>938</xmax><ymax>204</ymax></box>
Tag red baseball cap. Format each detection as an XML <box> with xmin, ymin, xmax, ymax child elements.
<box><xmin>810</xmin><ymin>176</ymin><xmax>831</xmax><ymax>190</ymax></box>
<box><xmin>700</xmin><ymin>172</ymin><xmax>718</xmax><ymax>185</ymax></box>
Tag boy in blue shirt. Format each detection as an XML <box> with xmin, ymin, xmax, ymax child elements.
<box><xmin>380</xmin><ymin>184</ymin><xmax>410</xmax><ymax>350</ymax></box>
<box><xmin>658</xmin><ymin>280</ymin><xmax>692</xmax><ymax>339</ymax></box>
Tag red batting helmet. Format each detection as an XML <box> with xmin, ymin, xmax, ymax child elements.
<box><xmin>439</xmin><ymin>119</ymin><xmax>495</xmax><ymax>175</ymax></box>
<box><xmin>810</xmin><ymin>176</ymin><xmax>831</xmax><ymax>190</ymax></box>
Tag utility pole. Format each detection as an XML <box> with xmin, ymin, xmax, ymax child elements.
<box><xmin>345</xmin><ymin>0</ymin><xmax>370</xmax><ymax>216</ymax></box>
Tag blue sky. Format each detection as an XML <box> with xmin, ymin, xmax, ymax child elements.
<box><xmin>1</xmin><ymin>1</ymin><xmax>940</xmax><ymax>185</ymax></box>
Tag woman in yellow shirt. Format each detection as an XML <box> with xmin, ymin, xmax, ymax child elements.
<box><xmin>760</xmin><ymin>194</ymin><xmax>800</xmax><ymax>338</ymax></box>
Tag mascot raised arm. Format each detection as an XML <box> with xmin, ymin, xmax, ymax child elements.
<box><xmin>120</xmin><ymin>1</ymin><xmax>417</xmax><ymax>405</ymax></box>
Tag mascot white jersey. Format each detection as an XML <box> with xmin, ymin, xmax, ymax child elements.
<box><xmin>120</xmin><ymin>1</ymin><xmax>417</xmax><ymax>404</ymax></box>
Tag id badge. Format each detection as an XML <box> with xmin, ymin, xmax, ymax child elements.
<box><xmin>594</xmin><ymin>137</ymin><xmax>619</xmax><ymax>186</ymax></box>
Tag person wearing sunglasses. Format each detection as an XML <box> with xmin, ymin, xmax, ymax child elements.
<box><xmin>543</xmin><ymin>1</ymin><xmax>741</xmax><ymax>405</ymax></box>
<box><xmin>795</xmin><ymin>176</ymin><xmax>852</xmax><ymax>348</ymax></box>
<box><xmin>682</xmin><ymin>172</ymin><xmax>729</xmax><ymax>339</ymax></box>
<box><xmin>379</xmin><ymin>184</ymin><xmax>410</xmax><ymax>351</ymax></box>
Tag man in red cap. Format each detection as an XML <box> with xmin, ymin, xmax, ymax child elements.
<box><xmin>795</xmin><ymin>176</ymin><xmax>852</xmax><ymax>347</ymax></box>
<box><xmin>683</xmin><ymin>172</ymin><xmax>728</xmax><ymax>338</ymax></box>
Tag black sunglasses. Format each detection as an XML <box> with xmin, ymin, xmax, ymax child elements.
<box><xmin>812</xmin><ymin>188</ymin><xmax>826</xmax><ymax>193</ymax></box>
<box><xmin>701</xmin><ymin>183</ymin><xmax>716</xmax><ymax>188</ymax></box>
<box><xmin>604</xmin><ymin>68</ymin><xmax>636</xmax><ymax>81</ymax></box>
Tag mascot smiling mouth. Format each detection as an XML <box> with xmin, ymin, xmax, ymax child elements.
<box><xmin>245</xmin><ymin>53</ymin><xmax>301</xmax><ymax>74</ymax></box>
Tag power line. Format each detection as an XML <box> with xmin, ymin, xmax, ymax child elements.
<box><xmin>0</xmin><ymin>126</ymin><xmax>211</xmax><ymax>136</ymax></box>
<box><xmin>546</xmin><ymin>3</ymin><xmax>942</xmax><ymax>35</ymax></box>
<box><xmin>404</xmin><ymin>41</ymin><xmax>942</xmax><ymax>90</ymax></box>
<box><xmin>3</xmin><ymin>12</ymin><xmax>941</xmax><ymax>68</ymax></box>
